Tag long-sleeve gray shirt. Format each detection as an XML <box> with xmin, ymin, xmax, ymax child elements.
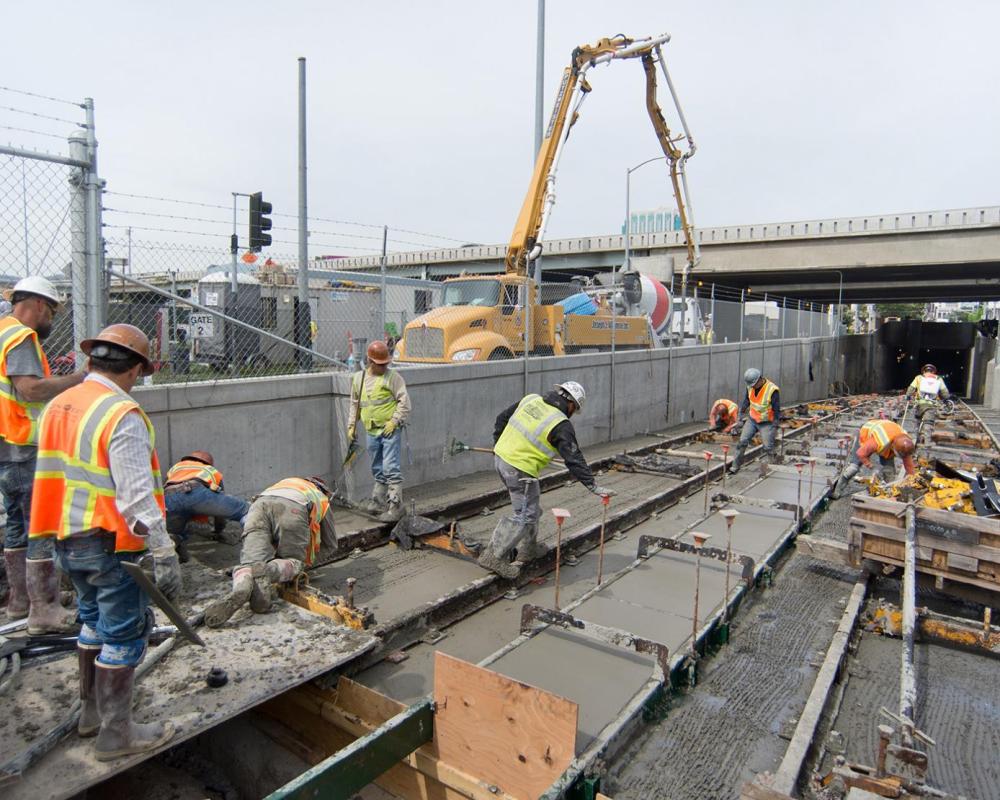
<box><xmin>347</xmin><ymin>367</ymin><xmax>411</xmax><ymax>433</ymax></box>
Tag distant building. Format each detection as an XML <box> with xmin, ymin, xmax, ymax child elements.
<box><xmin>621</xmin><ymin>207</ymin><xmax>682</xmax><ymax>235</ymax></box>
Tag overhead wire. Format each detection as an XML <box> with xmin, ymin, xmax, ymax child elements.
<box><xmin>0</xmin><ymin>85</ymin><xmax>82</xmax><ymax>107</ymax></box>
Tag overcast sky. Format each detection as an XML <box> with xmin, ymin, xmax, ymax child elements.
<box><xmin>3</xmin><ymin>1</ymin><xmax>999</xmax><ymax>261</ymax></box>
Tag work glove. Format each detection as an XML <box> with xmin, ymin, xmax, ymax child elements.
<box><xmin>382</xmin><ymin>419</ymin><xmax>398</xmax><ymax>437</ymax></box>
<box><xmin>153</xmin><ymin>550</ymin><xmax>183</xmax><ymax>600</ymax></box>
<box><xmin>591</xmin><ymin>485</ymin><xmax>617</xmax><ymax>498</ymax></box>
<box><xmin>347</xmin><ymin>423</ymin><xmax>356</xmax><ymax>441</ymax></box>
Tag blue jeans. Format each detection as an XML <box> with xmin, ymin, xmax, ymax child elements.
<box><xmin>54</xmin><ymin>535</ymin><xmax>149</xmax><ymax>666</ymax></box>
<box><xmin>0</xmin><ymin>456</ymin><xmax>52</xmax><ymax>558</ymax></box>
<box><xmin>165</xmin><ymin>484</ymin><xmax>250</xmax><ymax>540</ymax></box>
<box><xmin>366</xmin><ymin>429</ymin><xmax>402</xmax><ymax>484</ymax></box>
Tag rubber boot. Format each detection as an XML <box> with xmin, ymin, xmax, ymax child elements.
<box><xmin>728</xmin><ymin>447</ymin><xmax>746</xmax><ymax>475</ymax></box>
<box><xmin>93</xmin><ymin>663</ymin><xmax>175</xmax><ymax>761</ymax></box>
<box><xmin>169</xmin><ymin>535</ymin><xmax>190</xmax><ymax>564</ymax></box>
<box><xmin>515</xmin><ymin>524</ymin><xmax>546</xmax><ymax>562</ymax></box>
<box><xmin>477</xmin><ymin>544</ymin><xmax>521</xmax><ymax>580</ymax></box>
<box><xmin>831</xmin><ymin>464</ymin><xmax>860</xmax><ymax>500</ymax></box>
<box><xmin>250</xmin><ymin>559</ymin><xmax>302</xmax><ymax>614</ymax></box>
<box><xmin>26</xmin><ymin>558</ymin><xmax>78</xmax><ymax>634</ymax></box>
<box><xmin>380</xmin><ymin>483</ymin><xmax>404</xmax><ymax>522</ymax></box>
<box><xmin>362</xmin><ymin>482</ymin><xmax>388</xmax><ymax>516</ymax></box>
<box><xmin>204</xmin><ymin>565</ymin><xmax>256</xmax><ymax>628</ymax></box>
<box><xmin>78</xmin><ymin>644</ymin><xmax>102</xmax><ymax>737</ymax></box>
<box><xmin>4</xmin><ymin>547</ymin><xmax>28</xmax><ymax>618</ymax></box>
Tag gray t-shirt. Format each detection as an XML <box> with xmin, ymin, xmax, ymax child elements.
<box><xmin>0</xmin><ymin>337</ymin><xmax>45</xmax><ymax>463</ymax></box>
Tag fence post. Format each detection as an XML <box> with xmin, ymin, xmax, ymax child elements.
<box><xmin>83</xmin><ymin>98</ymin><xmax>105</xmax><ymax>337</ymax></box>
<box><xmin>737</xmin><ymin>288</ymin><xmax>745</xmax><ymax>397</ymax></box>
<box><xmin>779</xmin><ymin>298</ymin><xmax>785</xmax><ymax>385</ymax></box>
<box><xmin>68</xmin><ymin>131</ymin><xmax>89</xmax><ymax>367</ymax></box>
<box><xmin>760</xmin><ymin>291</ymin><xmax>768</xmax><ymax>371</ymax></box>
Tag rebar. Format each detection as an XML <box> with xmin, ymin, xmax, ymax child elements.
<box><xmin>597</xmin><ymin>495</ymin><xmax>611</xmax><ymax>586</ymax></box>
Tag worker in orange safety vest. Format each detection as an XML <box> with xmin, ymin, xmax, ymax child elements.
<box><xmin>832</xmin><ymin>419</ymin><xmax>916</xmax><ymax>499</ymax></box>
<box><xmin>708</xmin><ymin>398</ymin><xmax>739</xmax><ymax>433</ymax></box>
<box><xmin>729</xmin><ymin>368</ymin><xmax>780</xmax><ymax>474</ymax></box>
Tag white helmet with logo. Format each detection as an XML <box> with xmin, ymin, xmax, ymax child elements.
<box><xmin>12</xmin><ymin>276</ymin><xmax>62</xmax><ymax>306</ymax></box>
<box><xmin>556</xmin><ymin>381</ymin><xmax>586</xmax><ymax>411</ymax></box>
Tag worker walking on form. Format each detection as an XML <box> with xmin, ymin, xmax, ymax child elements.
<box><xmin>204</xmin><ymin>476</ymin><xmax>337</xmax><ymax>628</ymax></box>
<box><xmin>729</xmin><ymin>369</ymin><xmax>780</xmax><ymax>474</ymax></box>
<box><xmin>347</xmin><ymin>341</ymin><xmax>411</xmax><ymax>522</ymax></box>
<box><xmin>29</xmin><ymin>324</ymin><xmax>181</xmax><ymax>760</ymax></box>
<box><xmin>708</xmin><ymin>398</ymin><xmax>739</xmax><ymax>434</ymax></box>
<box><xmin>832</xmin><ymin>419</ymin><xmax>916</xmax><ymax>499</ymax></box>
<box><xmin>164</xmin><ymin>450</ymin><xmax>250</xmax><ymax>561</ymax></box>
<box><xmin>481</xmin><ymin>382</ymin><xmax>614</xmax><ymax>579</ymax></box>
<box><xmin>905</xmin><ymin>363</ymin><xmax>950</xmax><ymax>445</ymax></box>
<box><xmin>1</xmin><ymin>277</ymin><xmax>86</xmax><ymax>632</ymax></box>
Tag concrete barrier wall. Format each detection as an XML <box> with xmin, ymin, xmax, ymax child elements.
<box><xmin>137</xmin><ymin>334</ymin><xmax>874</xmax><ymax>499</ymax></box>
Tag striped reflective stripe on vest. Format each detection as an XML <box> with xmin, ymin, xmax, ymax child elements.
<box><xmin>0</xmin><ymin>317</ymin><xmax>48</xmax><ymax>445</ymax></box>
<box><xmin>507</xmin><ymin>396</ymin><xmax>561</xmax><ymax>458</ymax></box>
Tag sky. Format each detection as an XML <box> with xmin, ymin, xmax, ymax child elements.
<box><xmin>3</xmin><ymin>1</ymin><xmax>1000</xmax><ymax>262</ymax></box>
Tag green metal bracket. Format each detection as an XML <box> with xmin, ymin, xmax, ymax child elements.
<box><xmin>266</xmin><ymin>698</ymin><xmax>433</xmax><ymax>800</ymax></box>
<box><xmin>568</xmin><ymin>774</ymin><xmax>602</xmax><ymax>800</ymax></box>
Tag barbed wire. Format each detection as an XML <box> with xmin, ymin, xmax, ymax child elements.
<box><xmin>0</xmin><ymin>85</ymin><xmax>83</xmax><ymax>107</ymax></box>
<box><xmin>0</xmin><ymin>124</ymin><xmax>70</xmax><ymax>141</ymax></box>
<box><xmin>103</xmin><ymin>224</ymin><xmax>384</xmax><ymax>253</ymax></box>
<box><xmin>0</xmin><ymin>104</ymin><xmax>83</xmax><ymax>127</ymax></box>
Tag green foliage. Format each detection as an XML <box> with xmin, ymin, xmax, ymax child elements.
<box><xmin>876</xmin><ymin>302</ymin><xmax>926</xmax><ymax>320</ymax></box>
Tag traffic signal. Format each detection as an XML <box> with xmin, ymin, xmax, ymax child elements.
<box><xmin>249</xmin><ymin>191</ymin><xmax>273</xmax><ymax>252</ymax></box>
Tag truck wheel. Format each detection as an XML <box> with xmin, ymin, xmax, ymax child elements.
<box><xmin>488</xmin><ymin>348</ymin><xmax>514</xmax><ymax>360</ymax></box>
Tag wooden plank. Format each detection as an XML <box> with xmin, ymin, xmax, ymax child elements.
<box><xmin>849</xmin><ymin>518</ymin><xmax>1000</xmax><ymax>564</ymax></box>
<box><xmin>795</xmin><ymin>535</ymin><xmax>853</xmax><ymax>566</ymax></box>
<box><xmin>739</xmin><ymin>782</ymin><xmax>796</xmax><ymax>800</ymax></box>
<box><xmin>433</xmin><ymin>652</ymin><xmax>578</xmax><ymax>800</ymax></box>
<box><xmin>857</xmin><ymin>552</ymin><xmax>1000</xmax><ymax>595</ymax></box>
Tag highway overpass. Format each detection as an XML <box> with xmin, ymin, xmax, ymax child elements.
<box><xmin>329</xmin><ymin>206</ymin><xmax>1000</xmax><ymax>302</ymax></box>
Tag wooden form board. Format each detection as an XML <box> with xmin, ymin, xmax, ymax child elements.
<box><xmin>433</xmin><ymin>651</ymin><xmax>578</xmax><ymax>800</ymax></box>
<box><xmin>850</xmin><ymin>496</ymin><xmax>1000</xmax><ymax>592</ymax></box>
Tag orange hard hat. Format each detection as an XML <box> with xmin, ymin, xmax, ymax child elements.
<box><xmin>367</xmin><ymin>340</ymin><xmax>391</xmax><ymax>365</ymax></box>
<box><xmin>893</xmin><ymin>435</ymin><xmax>915</xmax><ymax>456</ymax></box>
<box><xmin>187</xmin><ymin>450</ymin><xmax>214</xmax><ymax>466</ymax></box>
<box><xmin>81</xmin><ymin>323</ymin><xmax>154</xmax><ymax>376</ymax></box>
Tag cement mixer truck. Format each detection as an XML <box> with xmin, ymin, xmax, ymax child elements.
<box><xmin>396</xmin><ymin>32</ymin><xmax>698</xmax><ymax>364</ymax></box>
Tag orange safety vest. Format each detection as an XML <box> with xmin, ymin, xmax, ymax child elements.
<box><xmin>264</xmin><ymin>477</ymin><xmax>329</xmax><ymax>566</ymax></box>
<box><xmin>166</xmin><ymin>460</ymin><xmax>223</xmax><ymax>492</ymax></box>
<box><xmin>713</xmin><ymin>398</ymin><xmax>738</xmax><ymax>421</ymax></box>
<box><xmin>859</xmin><ymin>420</ymin><xmax>906</xmax><ymax>459</ymax></box>
<box><xmin>29</xmin><ymin>380</ymin><xmax>164</xmax><ymax>553</ymax></box>
<box><xmin>747</xmin><ymin>380</ymin><xmax>778</xmax><ymax>423</ymax></box>
<box><xmin>0</xmin><ymin>316</ymin><xmax>51</xmax><ymax>447</ymax></box>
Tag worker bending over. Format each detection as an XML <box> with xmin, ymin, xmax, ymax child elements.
<box><xmin>204</xmin><ymin>476</ymin><xmax>336</xmax><ymax>627</ymax></box>
<box><xmin>729</xmin><ymin>369</ymin><xmax>780</xmax><ymax>474</ymax></box>
<box><xmin>1</xmin><ymin>276</ymin><xmax>86</xmax><ymax>633</ymax></box>
<box><xmin>30</xmin><ymin>324</ymin><xmax>180</xmax><ymax>760</ymax></box>
<box><xmin>347</xmin><ymin>341</ymin><xmax>411</xmax><ymax>522</ymax></box>
<box><xmin>905</xmin><ymin>363</ymin><xmax>950</xmax><ymax>445</ymax></box>
<box><xmin>708</xmin><ymin>398</ymin><xmax>739</xmax><ymax>434</ymax></box>
<box><xmin>481</xmin><ymin>382</ymin><xmax>614</xmax><ymax>579</ymax></box>
<box><xmin>164</xmin><ymin>450</ymin><xmax>250</xmax><ymax>561</ymax></box>
<box><xmin>832</xmin><ymin>419</ymin><xmax>916</xmax><ymax>499</ymax></box>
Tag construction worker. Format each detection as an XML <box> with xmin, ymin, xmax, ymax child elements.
<box><xmin>729</xmin><ymin>368</ymin><xmax>780</xmax><ymax>474</ymax></box>
<box><xmin>204</xmin><ymin>476</ymin><xmax>336</xmax><ymax>628</ymax></box>
<box><xmin>481</xmin><ymin>382</ymin><xmax>615</xmax><ymax>579</ymax></box>
<box><xmin>1</xmin><ymin>276</ymin><xmax>86</xmax><ymax>632</ymax></box>
<box><xmin>347</xmin><ymin>340</ymin><xmax>411</xmax><ymax>522</ymax></box>
<box><xmin>164</xmin><ymin>450</ymin><xmax>250</xmax><ymax>561</ymax></box>
<box><xmin>832</xmin><ymin>419</ymin><xmax>916</xmax><ymax>499</ymax></box>
<box><xmin>708</xmin><ymin>398</ymin><xmax>739</xmax><ymax>433</ymax></box>
<box><xmin>905</xmin><ymin>363</ymin><xmax>950</xmax><ymax>445</ymax></box>
<box><xmin>29</xmin><ymin>324</ymin><xmax>180</xmax><ymax>760</ymax></box>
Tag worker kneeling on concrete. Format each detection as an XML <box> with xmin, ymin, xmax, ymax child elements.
<box><xmin>482</xmin><ymin>382</ymin><xmax>615</xmax><ymax>579</ymax></box>
<box><xmin>164</xmin><ymin>450</ymin><xmax>250</xmax><ymax>561</ymax></box>
<box><xmin>204</xmin><ymin>476</ymin><xmax>336</xmax><ymax>627</ymax></box>
<box><xmin>708</xmin><ymin>398</ymin><xmax>739</xmax><ymax>434</ymax></box>
<box><xmin>729</xmin><ymin>369</ymin><xmax>780</xmax><ymax>474</ymax></box>
<box><xmin>832</xmin><ymin>419</ymin><xmax>916</xmax><ymax>499</ymax></box>
<box><xmin>30</xmin><ymin>324</ymin><xmax>180</xmax><ymax>761</ymax></box>
<box><xmin>905</xmin><ymin>363</ymin><xmax>950</xmax><ymax>445</ymax></box>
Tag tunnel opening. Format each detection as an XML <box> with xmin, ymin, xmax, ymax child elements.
<box><xmin>879</xmin><ymin>321</ymin><xmax>986</xmax><ymax>397</ymax></box>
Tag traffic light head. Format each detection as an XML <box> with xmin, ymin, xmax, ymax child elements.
<box><xmin>249</xmin><ymin>191</ymin><xmax>273</xmax><ymax>252</ymax></box>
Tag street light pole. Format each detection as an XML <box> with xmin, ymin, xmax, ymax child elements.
<box><xmin>624</xmin><ymin>155</ymin><xmax>668</xmax><ymax>274</ymax></box>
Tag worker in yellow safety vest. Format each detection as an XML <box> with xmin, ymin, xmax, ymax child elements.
<box><xmin>30</xmin><ymin>324</ymin><xmax>179</xmax><ymax>760</ymax></box>
<box><xmin>480</xmin><ymin>382</ymin><xmax>615</xmax><ymax>579</ymax></box>
<box><xmin>1</xmin><ymin>276</ymin><xmax>87</xmax><ymax>634</ymax></box>
<box><xmin>729</xmin><ymin>368</ymin><xmax>780</xmax><ymax>474</ymax></box>
<box><xmin>204</xmin><ymin>476</ymin><xmax>337</xmax><ymax>628</ymax></box>
<box><xmin>832</xmin><ymin>419</ymin><xmax>916</xmax><ymax>499</ymax></box>
<box><xmin>347</xmin><ymin>340</ymin><xmax>411</xmax><ymax>521</ymax></box>
<box><xmin>164</xmin><ymin>450</ymin><xmax>250</xmax><ymax>561</ymax></box>
<box><xmin>708</xmin><ymin>398</ymin><xmax>739</xmax><ymax>433</ymax></box>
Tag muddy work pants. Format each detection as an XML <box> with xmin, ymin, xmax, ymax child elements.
<box><xmin>239</xmin><ymin>497</ymin><xmax>312</xmax><ymax>566</ymax></box>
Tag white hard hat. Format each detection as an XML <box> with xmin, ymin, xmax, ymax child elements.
<box><xmin>12</xmin><ymin>276</ymin><xmax>61</xmax><ymax>306</ymax></box>
<box><xmin>556</xmin><ymin>381</ymin><xmax>586</xmax><ymax>411</ymax></box>
<box><xmin>744</xmin><ymin>367</ymin><xmax>762</xmax><ymax>386</ymax></box>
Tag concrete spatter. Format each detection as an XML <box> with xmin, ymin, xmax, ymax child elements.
<box><xmin>605</xmin><ymin>555</ymin><xmax>861</xmax><ymax>800</ymax></box>
<box><xmin>827</xmin><ymin>631</ymin><xmax>1000</xmax><ymax>799</ymax></box>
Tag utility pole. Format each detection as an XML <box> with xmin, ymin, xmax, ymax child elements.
<box><xmin>297</xmin><ymin>57</ymin><xmax>312</xmax><ymax>370</ymax></box>
<box><xmin>533</xmin><ymin>0</ymin><xmax>545</xmax><ymax>158</ymax></box>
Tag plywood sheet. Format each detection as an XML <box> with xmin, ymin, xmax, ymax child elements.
<box><xmin>433</xmin><ymin>651</ymin><xmax>577</xmax><ymax>800</ymax></box>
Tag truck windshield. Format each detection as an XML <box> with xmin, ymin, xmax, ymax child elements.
<box><xmin>443</xmin><ymin>280</ymin><xmax>501</xmax><ymax>307</ymax></box>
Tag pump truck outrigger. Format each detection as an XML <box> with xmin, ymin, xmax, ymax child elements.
<box><xmin>395</xmin><ymin>33</ymin><xmax>699</xmax><ymax>364</ymax></box>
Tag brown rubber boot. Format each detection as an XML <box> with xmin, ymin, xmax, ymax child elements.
<box><xmin>204</xmin><ymin>565</ymin><xmax>255</xmax><ymax>628</ymax></box>
<box><xmin>26</xmin><ymin>558</ymin><xmax>78</xmax><ymax>634</ymax></box>
<box><xmin>78</xmin><ymin>644</ymin><xmax>102</xmax><ymax>737</ymax></box>
<box><xmin>94</xmin><ymin>663</ymin><xmax>175</xmax><ymax>761</ymax></box>
<box><xmin>4</xmin><ymin>547</ymin><xmax>28</xmax><ymax>618</ymax></box>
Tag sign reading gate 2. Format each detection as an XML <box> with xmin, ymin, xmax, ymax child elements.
<box><xmin>189</xmin><ymin>313</ymin><xmax>215</xmax><ymax>338</ymax></box>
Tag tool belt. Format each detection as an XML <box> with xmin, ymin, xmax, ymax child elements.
<box><xmin>164</xmin><ymin>479</ymin><xmax>202</xmax><ymax>495</ymax></box>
